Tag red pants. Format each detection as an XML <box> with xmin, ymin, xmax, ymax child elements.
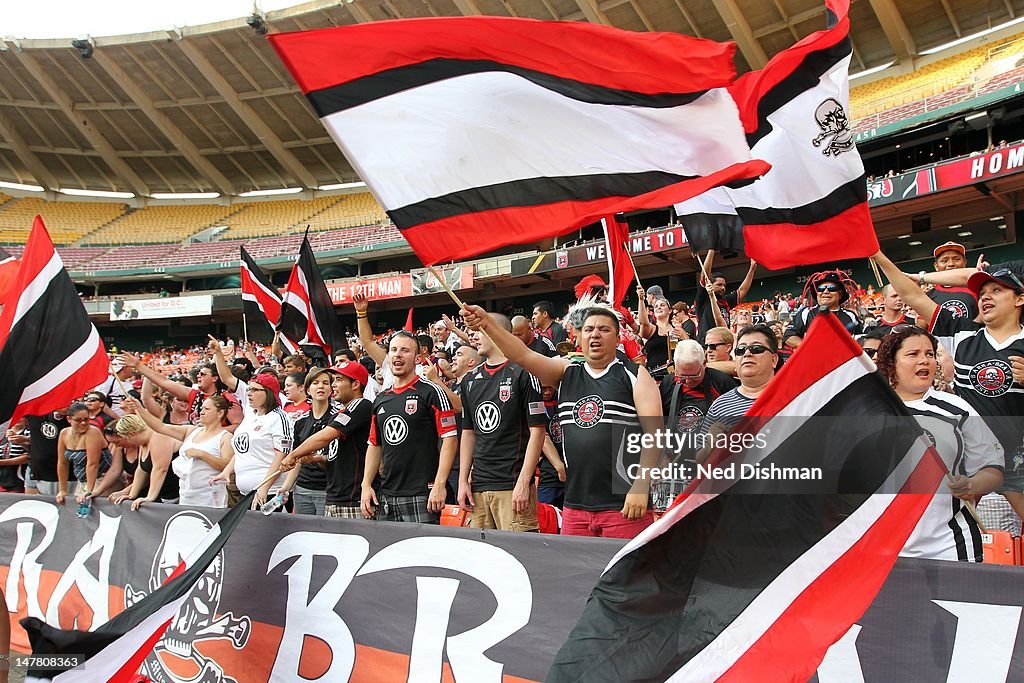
<box><xmin>561</xmin><ymin>506</ymin><xmax>654</xmax><ymax>539</ymax></box>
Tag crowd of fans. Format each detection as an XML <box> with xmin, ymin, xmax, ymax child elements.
<box><xmin>2</xmin><ymin>239</ymin><xmax>1023</xmax><ymax>560</ymax></box>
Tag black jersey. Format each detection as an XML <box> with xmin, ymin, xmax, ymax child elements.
<box><xmin>930</xmin><ymin>307</ymin><xmax>1024</xmax><ymax>459</ymax></box>
<box><xmin>462</xmin><ymin>361</ymin><xmax>547</xmax><ymax>491</ymax></box>
<box><xmin>784</xmin><ymin>306</ymin><xmax>861</xmax><ymax>341</ymax></box>
<box><xmin>874</xmin><ymin>313</ymin><xmax>917</xmax><ymax>332</ymax></box>
<box><xmin>294</xmin><ymin>405</ymin><xmax>338</xmax><ymax>491</ymax></box>
<box><xmin>528</xmin><ymin>334</ymin><xmax>558</xmax><ymax>357</ymax></box>
<box><xmin>557</xmin><ymin>359</ymin><xmax>643</xmax><ymax>511</ymax></box>
<box><xmin>325</xmin><ymin>397</ymin><xmax>373</xmax><ymax>506</ymax></box>
<box><xmin>26</xmin><ymin>413</ymin><xmax>68</xmax><ymax>482</ymax></box>
<box><xmin>928</xmin><ymin>285</ymin><xmax>978</xmax><ymax>322</ymax></box>
<box><xmin>659</xmin><ymin>369</ymin><xmax>738</xmax><ymax>444</ymax></box>
<box><xmin>537</xmin><ymin>321</ymin><xmax>568</xmax><ymax>346</ymax></box>
<box><xmin>368</xmin><ymin>377</ymin><xmax>457</xmax><ymax>497</ymax></box>
<box><xmin>539</xmin><ymin>400</ymin><xmax>565</xmax><ymax>489</ymax></box>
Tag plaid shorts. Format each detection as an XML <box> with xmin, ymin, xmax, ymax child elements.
<box><xmin>378</xmin><ymin>493</ymin><xmax>440</xmax><ymax>524</ymax></box>
<box><xmin>325</xmin><ymin>504</ymin><xmax>365</xmax><ymax>519</ymax></box>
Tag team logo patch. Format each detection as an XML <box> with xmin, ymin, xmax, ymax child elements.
<box><xmin>405</xmin><ymin>399</ymin><xmax>418</xmax><ymax>415</ymax></box>
<box><xmin>499</xmin><ymin>385</ymin><xmax>511</xmax><ymax>402</ymax></box>
<box><xmin>941</xmin><ymin>299</ymin><xmax>971</xmax><ymax>319</ymax></box>
<box><xmin>811</xmin><ymin>98</ymin><xmax>854</xmax><ymax>157</ymax></box>
<box><xmin>556</xmin><ymin>250</ymin><xmax>568</xmax><ymax>269</ymax></box>
<box><xmin>677</xmin><ymin>405</ymin><xmax>704</xmax><ymax>433</ymax></box>
<box><xmin>549</xmin><ymin>419</ymin><xmax>563</xmax><ymax>444</ymax></box>
<box><xmin>41</xmin><ymin>422</ymin><xmax>58</xmax><ymax>439</ymax></box>
<box><xmin>383</xmin><ymin>415</ymin><xmax>409</xmax><ymax>445</ymax></box>
<box><xmin>572</xmin><ymin>395</ymin><xmax>604</xmax><ymax>429</ymax></box>
<box><xmin>969</xmin><ymin>360</ymin><xmax>1013</xmax><ymax>397</ymax></box>
<box><xmin>475</xmin><ymin>401</ymin><xmax>501</xmax><ymax>434</ymax></box>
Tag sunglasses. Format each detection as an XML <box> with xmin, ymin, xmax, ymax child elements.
<box><xmin>816</xmin><ymin>284</ymin><xmax>841</xmax><ymax>293</ymax></box>
<box><xmin>863</xmin><ymin>347</ymin><xmax>878</xmax><ymax>358</ymax></box>
<box><xmin>988</xmin><ymin>268</ymin><xmax>1024</xmax><ymax>292</ymax></box>
<box><xmin>735</xmin><ymin>344</ymin><xmax>772</xmax><ymax>356</ymax></box>
<box><xmin>705</xmin><ymin>342</ymin><xmax>730</xmax><ymax>350</ymax></box>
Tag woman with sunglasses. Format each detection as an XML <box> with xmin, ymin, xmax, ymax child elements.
<box><xmin>873</xmin><ymin>251</ymin><xmax>1024</xmax><ymax>522</ymax></box>
<box><xmin>874</xmin><ymin>326</ymin><xmax>1003</xmax><ymax>561</ymax></box>
<box><xmin>83</xmin><ymin>391</ymin><xmax>115</xmax><ymax>430</ymax></box>
<box><xmin>783</xmin><ymin>271</ymin><xmax>862</xmax><ymax>349</ymax></box>
<box><xmin>55</xmin><ymin>402</ymin><xmax>115</xmax><ymax>507</ymax></box>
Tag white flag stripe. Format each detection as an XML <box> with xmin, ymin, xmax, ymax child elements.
<box><xmin>604</xmin><ymin>355</ymin><xmax>872</xmax><ymax>572</ymax></box>
<box><xmin>18</xmin><ymin>327</ymin><xmax>103</xmax><ymax>405</ymax></box>
<box><xmin>323</xmin><ymin>76</ymin><xmax>750</xmax><ymax>211</ymax></box>
<box><xmin>8</xmin><ymin>251</ymin><xmax>62</xmax><ymax>333</ymax></box>
<box><xmin>668</xmin><ymin>438</ymin><xmax>930</xmax><ymax>682</ymax></box>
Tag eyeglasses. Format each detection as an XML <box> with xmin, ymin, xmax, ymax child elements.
<box><xmin>816</xmin><ymin>284</ymin><xmax>841</xmax><ymax>293</ymax></box>
<box><xmin>84</xmin><ymin>397</ymin><xmax>100</xmax><ymax>402</ymax></box>
<box><xmin>69</xmin><ymin>417</ymin><xmax>90</xmax><ymax>423</ymax></box>
<box><xmin>988</xmin><ymin>268</ymin><xmax>1024</xmax><ymax>292</ymax></box>
<box><xmin>705</xmin><ymin>342</ymin><xmax>730</xmax><ymax>350</ymax></box>
<box><xmin>246</xmin><ymin>386</ymin><xmax>267</xmax><ymax>394</ymax></box>
<box><xmin>677</xmin><ymin>370</ymin><xmax>704</xmax><ymax>380</ymax></box>
<box><xmin>863</xmin><ymin>347</ymin><xmax>878</xmax><ymax>358</ymax></box>
<box><xmin>735</xmin><ymin>344</ymin><xmax>772</xmax><ymax>356</ymax></box>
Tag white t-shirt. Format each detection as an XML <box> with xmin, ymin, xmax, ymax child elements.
<box><xmin>174</xmin><ymin>427</ymin><xmax>228</xmax><ymax>507</ymax></box>
<box><xmin>231</xmin><ymin>379</ymin><xmax>293</xmax><ymax>495</ymax></box>
<box><xmin>901</xmin><ymin>388</ymin><xmax>1004</xmax><ymax>562</ymax></box>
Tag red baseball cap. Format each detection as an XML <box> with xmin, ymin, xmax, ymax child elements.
<box><xmin>933</xmin><ymin>241</ymin><xmax>966</xmax><ymax>259</ymax></box>
<box><xmin>250</xmin><ymin>372</ymin><xmax>281</xmax><ymax>396</ymax></box>
<box><xmin>333</xmin><ymin>361</ymin><xmax>369</xmax><ymax>388</ymax></box>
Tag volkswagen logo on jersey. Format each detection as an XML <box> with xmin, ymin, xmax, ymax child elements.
<box><xmin>233</xmin><ymin>433</ymin><xmax>249</xmax><ymax>453</ymax></box>
<box><xmin>475</xmin><ymin>401</ymin><xmax>501</xmax><ymax>433</ymax></box>
<box><xmin>677</xmin><ymin>405</ymin><xmax>704</xmax><ymax>432</ymax></box>
<box><xmin>405</xmin><ymin>399</ymin><xmax>418</xmax><ymax>415</ymax></box>
<box><xmin>41</xmin><ymin>422</ymin><xmax>58</xmax><ymax>439</ymax></box>
<box><xmin>970</xmin><ymin>360</ymin><xmax>1013</xmax><ymax>397</ymax></box>
<box><xmin>572</xmin><ymin>395</ymin><xmax>604</xmax><ymax>429</ymax></box>
<box><xmin>940</xmin><ymin>299</ymin><xmax>970</xmax><ymax>319</ymax></box>
<box><xmin>383</xmin><ymin>415</ymin><xmax>409</xmax><ymax>445</ymax></box>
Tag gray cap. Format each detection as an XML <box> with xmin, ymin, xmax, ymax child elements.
<box><xmin>646</xmin><ymin>285</ymin><xmax>664</xmax><ymax>297</ymax></box>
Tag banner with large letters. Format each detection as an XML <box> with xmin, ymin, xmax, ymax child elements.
<box><xmin>1</xmin><ymin>495</ymin><xmax>1022</xmax><ymax>682</ymax></box>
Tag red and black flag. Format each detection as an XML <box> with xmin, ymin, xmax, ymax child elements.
<box><xmin>600</xmin><ymin>214</ymin><xmax>636</xmax><ymax>312</ymax></box>
<box><xmin>0</xmin><ymin>216</ymin><xmax>108</xmax><ymax>432</ymax></box>
<box><xmin>547</xmin><ymin>312</ymin><xmax>946</xmax><ymax>682</ymax></box>
<box><xmin>277</xmin><ymin>234</ymin><xmax>344</xmax><ymax>360</ymax></box>
<box><xmin>269</xmin><ymin>18</ymin><xmax>769</xmax><ymax>266</ymax></box>
<box><xmin>676</xmin><ymin>0</ymin><xmax>875</xmax><ymax>269</ymax></box>
<box><xmin>0</xmin><ymin>245</ymin><xmax>18</xmax><ymax>306</ymax></box>
<box><xmin>239</xmin><ymin>245</ymin><xmax>282</xmax><ymax>338</ymax></box>
<box><xmin>22</xmin><ymin>491</ymin><xmax>256</xmax><ymax>683</ymax></box>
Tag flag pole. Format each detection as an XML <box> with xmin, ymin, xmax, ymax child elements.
<box><xmin>944</xmin><ymin>472</ymin><xmax>987</xmax><ymax>532</ymax></box>
<box><xmin>427</xmin><ymin>266</ymin><xmax>500</xmax><ymax>347</ymax></box>
<box><xmin>868</xmin><ymin>258</ymin><xmax>884</xmax><ymax>288</ymax></box>
<box><xmin>623</xmin><ymin>244</ymin><xmax>643</xmax><ymax>291</ymax></box>
<box><xmin>242</xmin><ymin>310</ymin><xmax>249</xmax><ymax>345</ymax></box>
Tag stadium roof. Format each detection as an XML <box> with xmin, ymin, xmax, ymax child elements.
<box><xmin>1</xmin><ymin>0</ymin><xmax>1022</xmax><ymax>201</ymax></box>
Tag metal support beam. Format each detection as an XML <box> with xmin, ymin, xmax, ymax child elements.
<box><xmin>710</xmin><ymin>0</ymin><xmax>768</xmax><ymax>69</ymax></box>
<box><xmin>452</xmin><ymin>0</ymin><xmax>483</xmax><ymax>15</ymax></box>
<box><xmin>91</xmin><ymin>50</ymin><xmax>234</xmax><ymax>195</ymax></box>
<box><xmin>177</xmin><ymin>39</ymin><xmax>319</xmax><ymax>189</ymax></box>
<box><xmin>0</xmin><ymin>108</ymin><xmax>60</xmax><ymax>190</ymax></box>
<box><xmin>868</xmin><ymin>0</ymin><xmax>916</xmax><ymax>60</ymax></box>
<box><xmin>346</xmin><ymin>1</ymin><xmax>375</xmax><ymax>23</ymax></box>
<box><xmin>14</xmin><ymin>50</ymin><xmax>150</xmax><ymax>195</ymax></box>
<box><xmin>573</xmin><ymin>0</ymin><xmax>611</xmax><ymax>25</ymax></box>
<box><xmin>938</xmin><ymin>0</ymin><xmax>962</xmax><ymax>37</ymax></box>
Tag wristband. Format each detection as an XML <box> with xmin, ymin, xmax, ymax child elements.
<box><xmin>356</xmin><ymin>312</ymin><xmax>368</xmax><ymax>319</ymax></box>
<box><xmin>918</xmin><ymin>271</ymin><xmax>927</xmax><ymax>286</ymax></box>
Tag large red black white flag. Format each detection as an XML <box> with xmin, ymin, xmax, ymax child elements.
<box><xmin>239</xmin><ymin>245</ymin><xmax>297</xmax><ymax>352</ymax></box>
<box><xmin>675</xmin><ymin>0</ymin><xmax>875</xmax><ymax>269</ymax></box>
<box><xmin>268</xmin><ymin>18</ymin><xmax>770</xmax><ymax>266</ymax></box>
<box><xmin>0</xmin><ymin>245</ymin><xmax>18</xmax><ymax>306</ymax></box>
<box><xmin>547</xmin><ymin>312</ymin><xmax>946</xmax><ymax>682</ymax></box>
<box><xmin>277</xmin><ymin>235</ymin><xmax>345</xmax><ymax>358</ymax></box>
<box><xmin>21</xmin><ymin>491</ymin><xmax>256</xmax><ymax>682</ymax></box>
<box><xmin>0</xmin><ymin>216</ymin><xmax>108</xmax><ymax>432</ymax></box>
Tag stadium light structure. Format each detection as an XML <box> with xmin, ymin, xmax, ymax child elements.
<box><xmin>239</xmin><ymin>187</ymin><xmax>303</xmax><ymax>197</ymax></box>
<box><xmin>150</xmin><ymin>192</ymin><xmax>221</xmax><ymax>200</ymax></box>
<box><xmin>850</xmin><ymin>61</ymin><xmax>894</xmax><ymax>81</ymax></box>
<box><xmin>59</xmin><ymin>188</ymin><xmax>135</xmax><ymax>199</ymax></box>
<box><xmin>0</xmin><ymin>180</ymin><xmax>45</xmax><ymax>192</ymax></box>
<box><xmin>318</xmin><ymin>181</ymin><xmax>367</xmax><ymax>191</ymax></box>
<box><xmin>921</xmin><ymin>16</ymin><xmax>1024</xmax><ymax>56</ymax></box>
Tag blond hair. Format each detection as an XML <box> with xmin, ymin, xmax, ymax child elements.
<box><xmin>115</xmin><ymin>414</ymin><xmax>147</xmax><ymax>437</ymax></box>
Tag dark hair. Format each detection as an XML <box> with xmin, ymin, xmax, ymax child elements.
<box><xmin>533</xmin><ymin>300</ymin><xmax>556</xmax><ymax>318</ymax></box>
<box><xmin>200</xmin><ymin>362</ymin><xmax>229</xmax><ymax>393</ymax></box>
<box><xmin>580</xmin><ymin>307</ymin><xmax>620</xmax><ymax>333</ymax></box>
<box><xmin>416</xmin><ymin>334</ymin><xmax>434</xmax><ymax>353</ymax></box>
<box><xmin>735</xmin><ymin>324</ymin><xmax>779</xmax><ymax>354</ymax></box>
<box><xmin>285</xmin><ymin>371</ymin><xmax>307</xmax><ymax>389</ymax></box>
<box><xmin>335</xmin><ymin>349</ymin><xmax>357</xmax><ymax>362</ymax></box>
<box><xmin>86</xmin><ymin>391</ymin><xmax>112</xmax><ymax>407</ymax></box>
<box><xmin>260</xmin><ymin>385</ymin><xmax>280</xmax><ymax>411</ymax></box>
<box><xmin>710</xmin><ymin>272</ymin><xmax>726</xmax><ymax>283</ymax></box>
<box><xmin>230</xmin><ymin>365</ymin><xmax>252</xmax><ymax>383</ymax></box>
<box><xmin>68</xmin><ymin>401</ymin><xmax>89</xmax><ymax>416</ymax></box>
<box><xmin>874</xmin><ymin>326</ymin><xmax>937</xmax><ymax>389</ymax></box>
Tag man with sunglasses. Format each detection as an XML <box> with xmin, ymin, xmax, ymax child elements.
<box><xmin>874</xmin><ymin>250</ymin><xmax>1024</xmax><ymax>522</ymax></box>
<box><xmin>697</xmin><ymin>324</ymin><xmax>778</xmax><ymax>462</ymax></box>
<box><xmin>783</xmin><ymin>271</ymin><xmax>861</xmax><ymax>348</ymax></box>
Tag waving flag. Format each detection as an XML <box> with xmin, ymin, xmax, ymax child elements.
<box><xmin>21</xmin><ymin>491</ymin><xmax>255</xmax><ymax>682</ymax></box>
<box><xmin>0</xmin><ymin>246</ymin><xmax>18</xmax><ymax>305</ymax></box>
<box><xmin>269</xmin><ymin>18</ymin><xmax>769</xmax><ymax>266</ymax></box>
<box><xmin>239</xmin><ymin>246</ymin><xmax>298</xmax><ymax>353</ymax></box>
<box><xmin>277</xmin><ymin>235</ymin><xmax>345</xmax><ymax>359</ymax></box>
<box><xmin>676</xmin><ymin>0</ymin><xmax>874</xmax><ymax>269</ymax></box>
<box><xmin>0</xmin><ymin>217</ymin><xmax>108</xmax><ymax>432</ymax></box>
<box><xmin>547</xmin><ymin>312</ymin><xmax>945</xmax><ymax>682</ymax></box>
<box><xmin>601</xmin><ymin>214</ymin><xmax>635</xmax><ymax>311</ymax></box>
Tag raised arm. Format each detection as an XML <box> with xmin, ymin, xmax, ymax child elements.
<box><xmin>461</xmin><ymin>305</ymin><xmax>569</xmax><ymax>388</ymax></box>
<box><xmin>736</xmin><ymin>260</ymin><xmax>758</xmax><ymax>302</ymax></box>
<box><xmin>637</xmin><ymin>285</ymin><xmax>656</xmax><ymax>339</ymax></box>
<box><xmin>121</xmin><ymin>397</ymin><xmax>193</xmax><ymax>441</ymax></box>
<box><xmin>871</xmin><ymin>250</ymin><xmax>938</xmax><ymax>323</ymax></box>
<box><xmin>442</xmin><ymin>314</ymin><xmax>473</xmax><ymax>345</ymax></box>
<box><xmin>118</xmin><ymin>352</ymin><xmax>191</xmax><ymax>401</ymax></box>
<box><xmin>207</xmin><ymin>335</ymin><xmax>239</xmax><ymax>392</ymax></box>
<box><xmin>353</xmin><ymin>291</ymin><xmax>387</xmax><ymax>366</ymax></box>
<box><xmin>140</xmin><ymin>377</ymin><xmax>164</xmax><ymax>418</ymax></box>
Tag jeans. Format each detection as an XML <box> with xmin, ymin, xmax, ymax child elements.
<box><xmin>292</xmin><ymin>485</ymin><xmax>327</xmax><ymax>516</ymax></box>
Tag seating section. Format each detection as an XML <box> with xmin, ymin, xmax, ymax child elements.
<box><xmin>307</xmin><ymin>193</ymin><xmax>389</xmax><ymax>232</ymax></box>
<box><xmin>81</xmin><ymin>204</ymin><xmax>242</xmax><ymax>245</ymax></box>
<box><xmin>0</xmin><ymin>197</ymin><xmax>125</xmax><ymax>245</ymax></box>
<box><xmin>216</xmin><ymin>197</ymin><xmax>341</xmax><ymax>240</ymax></box>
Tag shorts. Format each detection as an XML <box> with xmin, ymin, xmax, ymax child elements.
<box><xmin>23</xmin><ymin>465</ymin><xmax>35</xmax><ymax>490</ymax></box>
<box><xmin>470</xmin><ymin>488</ymin><xmax>539</xmax><ymax>532</ymax></box>
<box><xmin>325</xmin><ymin>504</ymin><xmax>364</xmax><ymax>519</ymax></box>
<box><xmin>35</xmin><ymin>480</ymin><xmax>61</xmax><ymax>496</ymax></box>
<box><xmin>377</xmin><ymin>494</ymin><xmax>439</xmax><ymax>524</ymax></box>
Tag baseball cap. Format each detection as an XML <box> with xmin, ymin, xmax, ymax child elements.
<box><xmin>110</xmin><ymin>358</ymin><xmax>125</xmax><ymax>371</ymax></box>
<box><xmin>933</xmin><ymin>241</ymin><xmax>966</xmax><ymax>259</ymax></box>
<box><xmin>250</xmin><ymin>372</ymin><xmax>281</xmax><ymax>395</ymax></box>
<box><xmin>646</xmin><ymin>285</ymin><xmax>664</xmax><ymax>297</ymax></box>
<box><xmin>967</xmin><ymin>263</ymin><xmax>1024</xmax><ymax>297</ymax></box>
<box><xmin>333</xmin><ymin>360</ymin><xmax>369</xmax><ymax>388</ymax></box>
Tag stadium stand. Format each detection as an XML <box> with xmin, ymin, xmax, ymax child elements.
<box><xmin>81</xmin><ymin>204</ymin><xmax>244</xmax><ymax>246</ymax></box>
<box><xmin>306</xmin><ymin>193</ymin><xmax>389</xmax><ymax>232</ymax></box>
<box><xmin>215</xmin><ymin>197</ymin><xmax>342</xmax><ymax>240</ymax></box>
<box><xmin>0</xmin><ymin>197</ymin><xmax>125</xmax><ymax>245</ymax></box>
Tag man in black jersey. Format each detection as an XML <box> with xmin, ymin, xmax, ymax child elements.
<box><xmin>532</xmin><ymin>301</ymin><xmax>568</xmax><ymax>346</ymax></box>
<box><xmin>538</xmin><ymin>384</ymin><xmax>567</xmax><ymax>507</ymax></box>
<box><xmin>462</xmin><ymin>304</ymin><xmax>662</xmax><ymax>539</ymax></box>
<box><xmin>24</xmin><ymin>410</ymin><xmax>69</xmax><ymax>496</ymax></box>
<box><xmin>874</xmin><ymin>285</ymin><xmax>915</xmax><ymax>332</ymax></box>
<box><xmin>661</xmin><ymin>340</ymin><xmax>737</xmax><ymax>458</ymax></box>
<box><xmin>361</xmin><ymin>332</ymin><xmax>458</xmax><ymax>523</ymax></box>
<box><xmin>923</xmin><ymin>241</ymin><xmax>979</xmax><ymax>322</ymax></box>
<box><xmin>512</xmin><ymin>315</ymin><xmax>558</xmax><ymax>357</ymax></box>
<box><xmin>875</xmin><ymin>250</ymin><xmax>1024</xmax><ymax>520</ymax></box>
<box><xmin>698</xmin><ymin>249</ymin><xmax>758</xmax><ymax>324</ymax></box>
<box><xmin>281</xmin><ymin>362</ymin><xmax>374</xmax><ymax>518</ymax></box>
<box><xmin>458</xmin><ymin>315</ymin><xmax>548</xmax><ymax>531</ymax></box>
